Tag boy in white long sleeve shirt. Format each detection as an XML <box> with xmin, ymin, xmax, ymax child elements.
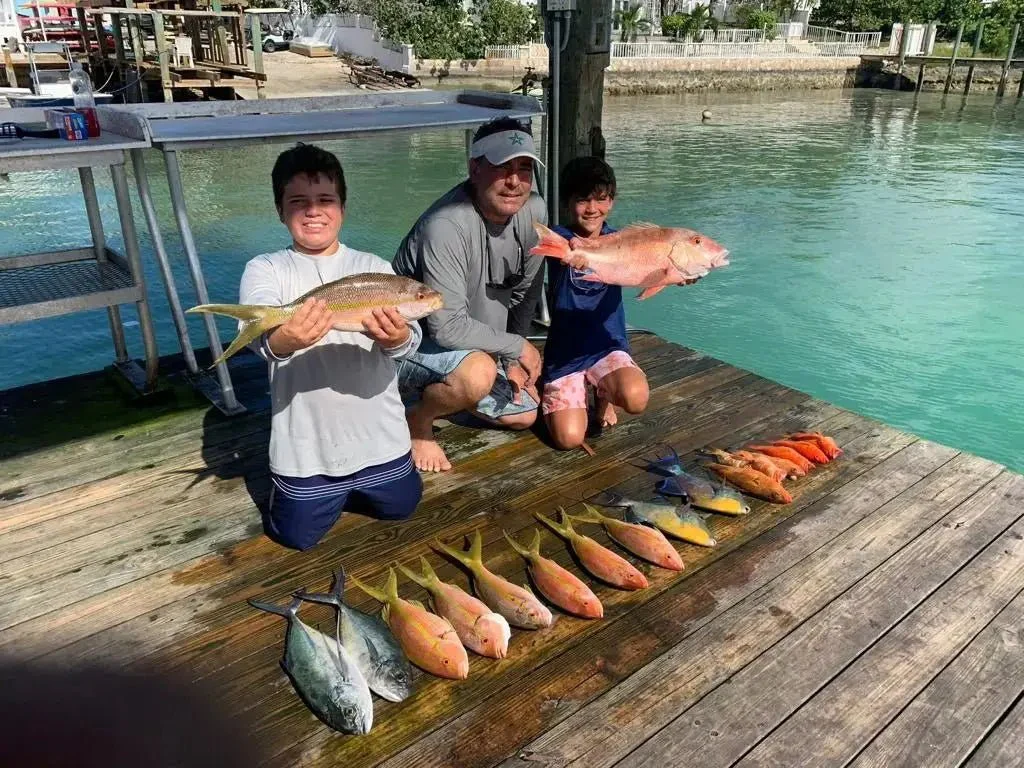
<box><xmin>239</xmin><ymin>143</ymin><xmax>423</xmax><ymax>550</ymax></box>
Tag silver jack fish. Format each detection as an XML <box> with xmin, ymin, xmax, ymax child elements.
<box><xmin>248</xmin><ymin>595</ymin><xmax>374</xmax><ymax>735</ymax></box>
<box><xmin>295</xmin><ymin>568</ymin><xmax>414</xmax><ymax>703</ymax></box>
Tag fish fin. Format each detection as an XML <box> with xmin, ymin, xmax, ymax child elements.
<box><xmin>396</xmin><ymin>559</ymin><xmax>431</xmax><ymax>590</ymax></box>
<box><xmin>363</xmin><ymin>635</ymin><xmax>382</xmax><ymax>666</ymax></box>
<box><xmin>636</xmin><ymin>285</ymin><xmax>667</xmax><ymax>300</ymax></box>
<box><xmin>409</xmin><ymin>598</ymin><xmax>427</xmax><ymax>611</ymax></box>
<box><xmin>381</xmin><ymin>602</ymin><xmax>391</xmax><ymax>626</ymax></box>
<box><xmin>503</xmin><ymin>529</ymin><xmax>532</xmax><ymax>560</ymax></box>
<box><xmin>292</xmin><ymin>587</ymin><xmax>341</xmax><ymax>610</ymax></box>
<box><xmin>620</xmin><ymin>221</ymin><xmax>661</xmax><ymax>231</ymax></box>
<box><xmin>186</xmin><ymin>303</ymin><xmax>282</xmax><ymax>369</ymax></box>
<box><xmin>573</xmin><ymin>503</ymin><xmax>606</xmax><ymax>524</ymax></box>
<box><xmin>248</xmin><ymin>596</ymin><xmax>301</xmax><ymax>620</ymax></box>
<box><xmin>585</xmin><ymin>489</ymin><xmax>626</xmax><ymax>508</ymax></box>
<box><xmin>468</xmin><ymin>529</ymin><xmax>484</xmax><ymax>566</ymax></box>
<box><xmin>535</xmin><ymin>509</ymin><xmax>571</xmax><ymax>539</ymax></box>
<box><xmin>331</xmin><ymin>568</ymin><xmax>346</xmax><ymax>603</ymax></box>
<box><xmin>530</xmin><ymin>528</ymin><xmax>543</xmax><ymax>556</ymax></box>
<box><xmin>645</xmin><ymin>444</ymin><xmax>682</xmax><ymax>476</ymax></box>
<box><xmin>433</xmin><ymin>535</ymin><xmax>477</xmax><ymax>571</ymax></box>
<box><xmin>348</xmin><ymin>573</ymin><xmax>388</xmax><ymax>604</ymax></box>
<box><xmin>529</xmin><ymin>222</ymin><xmax>571</xmax><ymax>262</ymax></box>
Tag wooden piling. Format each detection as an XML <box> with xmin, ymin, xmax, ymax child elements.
<box><xmin>916</xmin><ymin>62</ymin><xmax>926</xmax><ymax>91</ymax></box>
<box><xmin>944</xmin><ymin>22</ymin><xmax>964</xmax><ymax>94</ymax></box>
<box><xmin>965</xmin><ymin>20</ymin><xmax>984</xmax><ymax>95</ymax></box>
<box><xmin>894</xmin><ymin>19</ymin><xmax>911</xmax><ymax>90</ymax></box>
<box><xmin>997</xmin><ymin>23</ymin><xmax>1020</xmax><ymax>97</ymax></box>
<box><xmin>2</xmin><ymin>45</ymin><xmax>15</xmax><ymax>89</ymax></box>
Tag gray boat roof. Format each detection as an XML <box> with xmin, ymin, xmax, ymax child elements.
<box><xmin>98</xmin><ymin>90</ymin><xmax>546</xmax><ymax>152</ymax></box>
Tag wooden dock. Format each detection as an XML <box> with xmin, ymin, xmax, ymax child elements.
<box><xmin>2</xmin><ymin>333</ymin><xmax>1023</xmax><ymax>767</ymax></box>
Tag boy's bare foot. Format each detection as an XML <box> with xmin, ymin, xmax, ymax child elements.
<box><xmin>597</xmin><ymin>398</ymin><xmax>618</xmax><ymax>428</ymax></box>
<box><xmin>408</xmin><ymin>409</ymin><xmax>452</xmax><ymax>472</ymax></box>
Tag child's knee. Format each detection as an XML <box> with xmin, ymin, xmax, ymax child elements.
<box><xmin>620</xmin><ymin>380</ymin><xmax>649</xmax><ymax>414</ymax></box>
<box><xmin>548</xmin><ymin>418</ymin><xmax>587</xmax><ymax>450</ymax></box>
<box><xmin>264</xmin><ymin>517</ymin><xmax>327</xmax><ymax>551</ymax></box>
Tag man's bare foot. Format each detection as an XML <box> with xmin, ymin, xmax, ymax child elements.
<box><xmin>408</xmin><ymin>409</ymin><xmax>452</xmax><ymax>472</ymax></box>
<box><xmin>597</xmin><ymin>398</ymin><xmax>618</xmax><ymax>428</ymax></box>
<box><xmin>411</xmin><ymin>435</ymin><xmax>452</xmax><ymax>472</ymax></box>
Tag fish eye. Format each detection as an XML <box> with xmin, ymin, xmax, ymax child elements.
<box><xmin>694</xmin><ymin>236</ymin><xmax>702</xmax><ymax>245</ymax></box>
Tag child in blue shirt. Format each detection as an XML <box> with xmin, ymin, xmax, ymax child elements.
<box><xmin>540</xmin><ymin>156</ymin><xmax>650</xmax><ymax>450</ymax></box>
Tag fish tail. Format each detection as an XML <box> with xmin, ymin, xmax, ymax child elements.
<box><xmin>589</xmin><ymin>489</ymin><xmax>627</xmax><ymax>509</ymax></box>
<box><xmin>248</xmin><ymin>596</ymin><xmax>301</xmax><ymax>619</ymax></box>
<box><xmin>502</xmin><ymin>529</ymin><xmax>533</xmax><ymax>560</ymax></box>
<box><xmin>186</xmin><ymin>303</ymin><xmax>287</xmax><ymax>369</ymax></box>
<box><xmin>348</xmin><ymin>572</ymin><xmax>388</xmax><ymax>604</ymax></box>
<box><xmin>534</xmin><ymin>509</ymin><xmax>571</xmax><ymax>539</ymax></box>
<box><xmin>529</xmin><ymin>222</ymin><xmax>571</xmax><ymax>261</ymax></box>
<box><xmin>572</xmin><ymin>503</ymin><xmax>606</xmax><ymax>524</ymax></box>
<box><xmin>433</xmin><ymin>534</ymin><xmax>480</xmax><ymax>572</ymax></box>
<box><xmin>397</xmin><ymin>556</ymin><xmax>437</xmax><ymax>590</ymax></box>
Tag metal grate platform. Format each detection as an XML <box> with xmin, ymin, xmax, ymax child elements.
<box><xmin>0</xmin><ymin>259</ymin><xmax>142</xmax><ymax>324</ymax></box>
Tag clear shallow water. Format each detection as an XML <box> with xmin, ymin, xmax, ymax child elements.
<box><xmin>2</xmin><ymin>89</ymin><xmax>1023</xmax><ymax>472</ymax></box>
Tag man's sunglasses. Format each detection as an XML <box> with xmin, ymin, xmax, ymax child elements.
<box><xmin>486</xmin><ymin>224</ymin><xmax>527</xmax><ymax>290</ymax></box>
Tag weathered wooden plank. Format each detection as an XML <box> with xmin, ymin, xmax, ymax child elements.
<box><xmin>2</xmin><ymin>365</ymin><xmax>786</xmax><ymax>659</ymax></box>
<box><xmin>727</xmin><ymin>476</ymin><xmax>1024</xmax><ymax>768</ymax></box>
<box><xmin>154</xmin><ymin>382</ymin><xmax>826</xmax><ymax>764</ymax></box>
<box><xmin>499</xmin><ymin>451</ymin><xmax>1011</xmax><ymax>768</ymax></box>
<box><xmin>386</xmin><ymin>436</ymin><xmax>974</xmax><ymax>768</ymax></box>
<box><xmin>849</xmin><ymin>590</ymin><xmax>1024</xmax><ymax>768</ymax></box>
<box><xmin>964</xmin><ymin>697</ymin><xmax>1024</xmax><ymax>768</ymax></box>
<box><xmin>267</xmin><ymin>413</ymin><xmax>899</xmax><ymax>767</ymax></box>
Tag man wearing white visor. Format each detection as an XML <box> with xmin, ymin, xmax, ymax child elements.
<box><xmin>392</xmin><ymin>117</ymin><xmax>548</xmax><ymax>473</ymax></box>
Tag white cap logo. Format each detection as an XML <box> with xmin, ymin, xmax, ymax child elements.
<box><xmin>470</xmin><ymin>129</ymin><xmax>544</xmax><ymax>168</ymax></box>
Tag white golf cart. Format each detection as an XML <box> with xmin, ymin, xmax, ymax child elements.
<box><xmin>246</xmin><ymin>7</ymin><xmax>295</xmax><ymax>53</ymax></box>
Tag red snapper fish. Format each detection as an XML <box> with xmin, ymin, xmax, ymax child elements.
<box><xmin>530</xmin><ymin>221</ymin><xmax>730</xmax><ymax>300</ymax></box>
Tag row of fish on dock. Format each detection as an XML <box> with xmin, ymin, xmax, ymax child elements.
<box><xmin>249</xmin><ymin>431</ymin><xmax>842</xmax><ymax>736</ymax></box>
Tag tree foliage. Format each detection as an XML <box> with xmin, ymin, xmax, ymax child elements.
<box><xmin>478</xmin><ymin>0</ymin><xmax>541</xmax><ymax>46</ymax></box>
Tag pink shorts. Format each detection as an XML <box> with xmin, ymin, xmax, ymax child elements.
<box><xmin>541</xmin><ymin>351</ymin><xmax>640</xmax><ymax>415</ymax></box>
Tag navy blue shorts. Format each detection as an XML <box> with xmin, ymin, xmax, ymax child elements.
<box><xmin>265</xmin><ymin>452</ymin><xmax>422</xmax><ymax>551</ymax></box>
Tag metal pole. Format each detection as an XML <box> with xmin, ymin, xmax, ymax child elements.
<box><xmin>965</xmin><ymin>20</ymin><xmax>984</xmax><ymax>95</ymax></box>
<box><xmin>79</xmin><ymin>165</ymin><xmax>129</xmax><ymax>364</ymax></box>
<box><xmin>131</xmin><ymin>148</ymin><xmax>199</xmax><ymax>374</ymax></box>
<box><xmin>163</xmin><ymin>149</ymin><xmax>242</xmax><ymax>414</ymax></box>
<box><xmin>110</xmin><ymin>161</ymin><xmax>160</xmax><ymax>391</ymax></box>
<box><xmin>548</xmin><ymin>10</ymin><xmax>560</xmax><ymax>226</ymax></box>
<box><xmin>944</xmin><ymin>22</ymin><xmax>964</xmax><ymax>95</ymax></box>
<box><xmin>998</xmin><ymin>23</ymin><xmax>1019</xmax><ymax>97</ymax></box>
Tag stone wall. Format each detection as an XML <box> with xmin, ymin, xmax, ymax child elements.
<box><xmin>411</xmin><ymin>55</ymin><xmax>862</xmax><ymax>94</ymax></box>
<box><xmin>857</xmin><ymin>57</ymin><xmax>1022</xmax><ymax>93</ymax></box>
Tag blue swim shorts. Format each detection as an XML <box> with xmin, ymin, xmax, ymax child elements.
<box><xmin>396</xmin><ymin>338</ymin><xmax>538</xmax><ymax>421</ymax></box>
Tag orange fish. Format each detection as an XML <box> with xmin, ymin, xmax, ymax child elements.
<box><xmin>730</xmin><ymin>449</ymin><xmax>789</xmax><ymax>483</ymax></box>
<box><xmin>772</xmin><ymin>439</ymin><xmax>829</xmax><ymax>465</ymax></box>
<box><xmin>349</xmin><ymin>568</ymin><xmax>469</xmax><ymax>680</ymax></box>
<box><xmin>744</xmin><ymin>450</ymin><xmax>806</xmax><ymax>479</ymax></box>
<box><xmin>434</xmin><ymin>530</ymin><xmax>553</xmax><ymax>630</ymax></box>
<box><xmin>504</xmin><ymin>529</ymin><xmax>604</xmax><ymax>619</ymax></box>
<box><xmin>537</xmin><ymin>509</ymin><xmax>649</xmax><ymax>590</ymax></box>
<box><xmin>571</xmin><ymin>503</ymin><xmax>684</xmax><ymax>571</ymax></box>
<box><xmin>398</xmin><ymin>556</ymin><xmax>511</xmax><ymax>659</ymax></box>
<box><xmin>746</xmin><ymin>444</ymin><xmax>814</xmax><ymax>474</ymax></box>
<box><xmin>787</xmin><ymin>432</ymin><xmax>843</xmax><ymax>460</ymax></box>
<box><xmin>702</xmin><ymin>447</ymin><xmax>787</xmax><ymax>484</ymax></box>
<box><xmin>530</xmin><ymin>221</ymin><xmax>729</xmax><ymax>300</ymax></box>
<box><xmin>703</xmin><ymin>463</ymin><xmax>793</xmax><ymax>504</ymax></box>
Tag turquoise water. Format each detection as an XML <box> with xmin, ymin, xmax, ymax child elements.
<box><xmin>2</xmin><ymin>88</ymin><xmax>1023</xmax><ymax>472</ymax></box>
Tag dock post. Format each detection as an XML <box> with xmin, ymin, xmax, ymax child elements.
<box><xmin>152</xmin><ymin>12</ymin><xmax>174</xmax><ymax>103</ymax></box>
<box><xmin>944</xmin><ymin>22</ymin><xmax>964</xmax><ymax>95</ymax></box>
<box><xmin>998</xmin><ymin>22</ymin><xmax>1019</xmax><ymax>97</ymax></box>
<box><xmin>1019</xmin><ymin>65</ymin><xmax>1024</xmax><ymax>97</ymax></box>
<box><xmin>916</xmin><ymin>62</ymin><xmax>926</xmax><ymax>91</ymax></box>
<box><xmin>248</xmin><ymin>11</ymin><xmax>265</xmax><ymax>100</ymax></box>
<box><xmin>965</xmin><ymin>20</ymin><xmax>984</xmax><ymax>95</ymax></box>
<box><xmin>2</xmin><ymin>44</ymin><xmax>15</xmax><ymax>88</ymax></box>
<box><xmin>894</xmin><ymin>19</ymin><xmax>910</xmax><ymax>90</ymax></box>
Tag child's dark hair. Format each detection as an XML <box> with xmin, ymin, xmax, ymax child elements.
<box><xmin>272</xmin><ymin>143</ymin><xmax>347</xmax><ymax>209</ymax></box>
<box><xmin>560</xmin><ymin>156</ymin><xmax>616</xmax><ymax>206</ymax></box>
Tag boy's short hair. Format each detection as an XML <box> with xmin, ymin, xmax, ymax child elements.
<box><xmin>272</xmin><ymin>143</ymin><xmax>347</xmax><ymax>210</ymax></box>
<box><xmin>560</xmin><ymin>156</ymin><xmax>616</xmax><ymax>205</ymax></box>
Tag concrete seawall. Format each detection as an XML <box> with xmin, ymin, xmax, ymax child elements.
<box><xmin>413</xmin><ymin>55</ymin><xmax>863</xmax><ymax>94</ymax></box>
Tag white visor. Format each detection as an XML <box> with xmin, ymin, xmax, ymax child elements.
<box><xmin>469</xmin><ymin>129</ymin><xmax>545</xmax><ymax>167</ymax></box>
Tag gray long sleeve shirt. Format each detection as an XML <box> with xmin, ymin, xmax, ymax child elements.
<box><xmin>392</xmin><ymin>181</ymin><xmax>547</xmax><ymax>364</ymax></box>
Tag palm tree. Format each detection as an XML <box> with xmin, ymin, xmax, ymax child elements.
<box><xmin>680</xmin><ymin>3</ymin><xmax>713</xmax><ymax>42</ymax></box>
<box><xmin>614</xmin><ymin>2</ymin><xmax>653</xmax><ymax>43</ymax></box>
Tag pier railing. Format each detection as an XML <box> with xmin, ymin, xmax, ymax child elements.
<box><xmin>806</xmin><ymin>25</ymin><xmax>883</xmax><ymax>48</ymax></box>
